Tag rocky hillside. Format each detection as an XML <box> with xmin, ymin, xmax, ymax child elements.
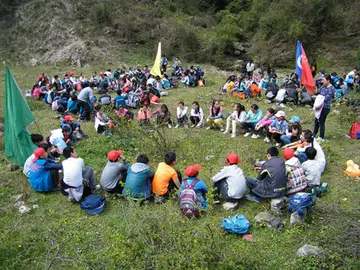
<box><xmin>0</xmin><ymin>0</ymin><xmax>359</xmax><ymax>69</ymax></box>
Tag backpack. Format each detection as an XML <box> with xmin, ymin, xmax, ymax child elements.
<box><xmin>44</xmin><ymin>90</ymin><xmax>55</xmax><ymax>104</ymax></box>
<box><xmin>179</xmin><ymin>179</ymin><xmax>200</xmax><ymax>217</ymax></box>
<box><xmin>188</xmin><ymin>75</ymin><xmax>194</xmax><ymax>87</ymax></box>
<box><xmin>125</xmin><ymin>93</ymin><xmax>140</xmax><ymax>109</ymax></box>
<box><xmin>349</xmin><ymin>122</ymin><xmax>360</xmax><ymax>139</ymax></box>
<box><xmin>288</xmin><ymin>193</ymin><xmax>315</xmax><ymax>216</ymax></box>
<box><xmin>80</xmin><ymin>195</ymin><xmax>105</xmax><ymax>215</ymax></box>
<box><xmin>221</xmin><ymin>214</ymin><xmax>250</xmax><ymax>235</ymax></box>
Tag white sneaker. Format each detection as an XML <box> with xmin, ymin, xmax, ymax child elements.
<box><xmin>175</xmin><ymin>124</ymin><xmax>179</xmax><ymax>128</ymax></box>
<box><xmin>264</xmin><ymin>137</ymin><xmax>270</xmax><ymax>143</ymax></box>
<box><xmin>255</xmin><ymin>134</ymin><xmax>261</xmax><ymax>139</ymax></box>
<box><xmin>251</xmin><ymin>134</ymin><xmax>257</xmax><ymax>139</ymax></box>
<box><xmin>191</xmin><ymin>124</ymin><xmax>195</xmax><ymax>128</ymax></box>
<box><xmin>206</xmin><ymin>126</ymin><xmax>212</xmax><ymax>130</ymax></box>
<box><xmin>92</xmin><ymin>185</ymin><xmax>101</xmax><ymax>192</ymax></box>
<box><xmin>168</xmin><ymin>124</ymin><xmax>172</xmax><ymax>128</ymax></box>
<box><xmin>223</xmin><ymin>201</ymin><xmax>239</xmax><ymax>211</ymax></box>
<box><xmin>231</xmin><ymin>134</ymin><xmax>236</xmax><ymax>138</ymax></box>
<box><xmin>223</xmin><ymin>130</ymin><xmax>230</xmax><ymax>134</ymax></box>
<box><xmin>220</xmin><ymin>127</ymin><xmax>225</xmax><ymax>132</ymax></box>
<box><xmin>317</xmin><ymin>137</ymin><xmax>325</xmax><ymax>143</ymax></box>
<box><xmin>276</xmin><ymin>143</ymin><xmax>281</xmax><ymax>148</ymax></box>
<box><xmin>244</xmin><ymin>132</ymin><xmax>251</xmax><ymax>137</ymax></box>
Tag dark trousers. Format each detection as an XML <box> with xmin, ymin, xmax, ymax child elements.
<box><xmin>156</xmin><ymin>116</ymin><xmax>172</xmax><ymax>125</ymax></box>
<box><xmin>161</xmin><ymin>170</ymin><xmax>182</xmax><ymax>200</ymax></box>
<box><xmin>190</xmin><ymin>116</ymin><xmax>200</xmax><ymax>126</ymax></box>
<box><xmin>266</xmin><ymin>127</ymin><xmax>282</xmax><ymax>143</ymax></box>
<box><xmin>50</xmin><ymin>169</ymin><xmax>59</xmax><ymax>189</ymax></box>
<box><xmin>243</xmin><ymin>122</ymin><xmax>256</xmax><ymax>133</ymax></box>
<box><xmin>106</xmin><ymin>172</ymin><xmax>127</xmax><ymax>194</ymax></box>
<box><xmin>78</xmin><ymin>100</ymin><xmax>91</xmax><ymax>121</ymax></box>
<box><xmin>313</xmin><ymin>107</ymin><xmax>330</xmax><ymax>139</ymax></box>
<box><xmin>212</xmin><ymin>179</ymin><xmax>238</xmax><ymax>203</ymax></box>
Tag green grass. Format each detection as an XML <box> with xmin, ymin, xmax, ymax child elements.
<box><xmin>0</xmin><ymin>64</ymin><xmax>360</xmax><ymax>269</ymax></box>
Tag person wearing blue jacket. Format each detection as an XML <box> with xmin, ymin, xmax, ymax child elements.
<box><xmin>243</xmin><ymin>104</ymin><xmax>263</xmax><ymax>136</ymax></box>
<box><xmin>180</xmin><ymin>164</ymin><xmax>208</xmax><ymax>210</ymax></box>
<box><xmin>122</xmin><ymin>155</ymin><xmax>155</xmax><ymax>200</ymax></box>
<box><xmin>29</xmin><ymin>148</ymin><xmax>62</xmax><ymax>192</ymax></box>
<box><xmin>265</xmin><ymin>110</ymin><xmax>288</xmax><ymax>147</ymax></box>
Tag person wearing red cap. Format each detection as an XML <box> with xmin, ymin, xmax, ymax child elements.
<box><xmin>62</xmin><ymin>146</ymin><xmax>100</xmax><ymax>202</ymax></box>
<box><xmin>60</xmin><ymin>115</ymin><xmax>87</xmax><ymax>142</ymax></box>
<box><xmin>211</xmin><ymin>153</ymin><xmax>247</xmax><ymax>211</ymax></box>
<box><xmin>180</xmin><ymin>164</ymin><xmax>208</xmax><ymax>210</ymax></box>
<box><xmin>29</xmin><ymin>148</ymin><xmax>62</xmax><ymax>192</ymax></box>
<box><xmin>100</xmin><ymin>150</ymin><xmax>130</xmax><ymax>193</ymax></box>
<box><xmin>246</xmin><ymin>146</ymin><xmax>287</xmax><ymax>199</ymax></box>
<box><xmin>283</xmin><ymin>148</ymin><xmax>307</xmax><ymax>195</ymax></box>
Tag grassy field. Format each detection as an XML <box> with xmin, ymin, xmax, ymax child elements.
<box><xmin>0</xmin><ymin>64</ymin><xmax>360</xmax><ymax>269</ymax></box>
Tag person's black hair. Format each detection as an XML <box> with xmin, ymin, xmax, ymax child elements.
<box><xmin>164</xmin><ymin>152</ymin><xmax>176</xmax><ymax>165</ymax></box>
<box><xmin>71</xmin><ymin>94</ymin><xmax>78</xmax><ymax>101</ymax></box>
<box><xmin>267</xmin><ymin>146</ymin><xmax>279</xmax><ymax>157</ymax></box>
<box><xmin>95</xmin><ymin>104</ymin><xmax>102</xmax><ymax>111</ymax></box>
<box><xmin>178</xmin><ymin>101</ymin><xmax>184</xmax><ymax>106</ymax></box>
<box><xmin>155</xmin><ymin>76</ymin><xmax>161</xmax><ymax>80</ymax></box>
<box><xmin>63</xmin><ymin>146</ymin><xmax>74</xmax><ymax>159</ymax></box>
<box><xmin>89</xmin><ymin>82</ymin><xmax>95</xmax><ymax>88</ymax></box>
<box><xmin>267</xmin><ymin>108</ymin><xmax>275</xmax><ymax>115</ymax></box>
<box><xmin>116</xmin><ymin>89</ymin><xmax>122</xmax><ymax>96</ymax></box>
<box><xmin>136</xmin><ymin>154</ymin><xmax>149</xmax><ymax>164</ymax></box>
<box><xmin>331</xmin><ymin>72</ymin><xmax>337</xmax><ymax>77</ymax></box>
<box><xmin>235</xmin><ymin>103</ymin><xmax>245</xmax><ymax>118</ymax></box>
<box><xmin>251</xmin><ymin>104</ymin><xmax>259</xmax><ymax>110</ymax></box>
<box><xmin>54</xmin><ymin>75</ymin><xmax>59</xmax><ymax>79</ymax></box>
<box><xmin>302</xmin><ymin>129</ymin><xmax>314</xmax><ymax>144</ymax></box>
<box><xmin>31</xmin><ymin>134</ymin><xmax>44</xmax><ymax>145</ymax></box>
<box><xmin>160</xmin><ymin>104</ymin><xmax>169</xmax><ymax>113</ymax></box>
<box><xmin>40</xmin><ymin>143</ymin><xmax>51</xmax><ymax>152</ymax></box>
<box><xmin>147</xmin><ymin>83</ymin><xmax>153</xmax><ymax>87</ymax></box>
<box><xmin>62</xmin><ymin>126</ymin><xmax>71</xmax><ymax>133</ymax></box>
<box><xmin>324</xmin><ymin>74</ymin><xmax>332</xmax><ymax>82</ymax></box>
<box><xmin>192</xmin><ymin>101</ymin><xmax>200</xmax><ymax>114</ymax></box>
<box><xmin>211</xmin><ymin>100</ymin><xmax>221</xmax><ymax>116</ymax></box>
<box><xmin>305</xmin><ymin>147</ymin><xmax>317</xmax><ymax>160</ymax></box>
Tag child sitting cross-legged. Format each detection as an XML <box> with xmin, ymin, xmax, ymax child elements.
<box><xmin>223</xmin><ymin>103</ymin><xmax>246</xmax><ymax>138</ymax></box>
<box><xmin>175</xmin><ymin>101</ymin><xmax>189</xmax><ymax>128</ymax></box>
<box><xmin>152</xmin><ymin>104</ymin><xmax>172</xmax><ymax>128</ymax></box>
<box><xmin>301</xmin><ymin>147</ymin><xmax>322</xmax><ymax>188</ymax></box>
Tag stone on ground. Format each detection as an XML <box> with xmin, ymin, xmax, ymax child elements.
<box><xmin>297</xmin><ymin>244</ymin><xmax>321</xmax><ymax>257</ymax></box>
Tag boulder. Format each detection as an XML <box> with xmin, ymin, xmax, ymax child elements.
<box><xmin>76</xmin><ymin>59</ymin><xmax>82</xmax><ymax>68</ymax></box>
<box><xmin>233</xmin><ymin>42</ymin><xmax>245</xmax><ymax>52</ymax></box>
<box><xmin>255</xmin><ymin>211</ymin><xmax>284</xmax><ymax>231</ymax></box>
<box><xmin>290</xmin><ymin>212</ymin><xmax>303</xmax><ymax>225</ymax></box>
<box><xmin>234</xmin><ymin>50</ymin><xmax>241</xmax><ymax>56</ymax></box>
<box><xmin>255</xmin><ymin>211</ymin><xmax>274</xmax><ymax>223</ymax></box>
<box><xmin>13</xmin><ymin>194</ymin><xmax>23</xmax><ymax>203</ymax></box>
<box><xmin>297</xmin><ymin>244</ymin><xmax>321</xmax><ymax>257</ymax></box>
<box><xmin>29</xmin><ymin>58</ymin><xmax>38</xmax><ymax>67</ymax></box>
<box><xmin>271</xmin><ymin>197</ymin><xmax>285</xmax><ymax>214</ymax></box>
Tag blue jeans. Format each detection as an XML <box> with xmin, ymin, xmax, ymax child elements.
<box><xmin>280</xmin><ymin>135</ymin><xmax>292</xmax><ymax>145</ymax></box>
<box><xmin>242</xmin><ymin>122</ymin><xmax>256</xmax><ymax>133</ymax></box>
<box><xmin>246</xmin><ymin>177</ymin><xmax>260</xmax><ymax>189</ymax></box>
<box><xmin>295</xmin><ymin>152</ymin><xmax>308</xmax><ymax>163</ymax></box>
<box><xmin>176</xmin><ymin>114</ymin><xmax>188</xmax><ymax>125</ymax></box>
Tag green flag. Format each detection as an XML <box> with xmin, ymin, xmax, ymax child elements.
<box><xmin>4</xmin><ymin>64</ymin><xmax>37</xmax><ymax>166</ymax></box>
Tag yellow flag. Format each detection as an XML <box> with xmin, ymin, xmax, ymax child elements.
<box><xmin>150</xmin><ymin>42</ymin><xmax>161</xmax><ymax>76</ymax></box>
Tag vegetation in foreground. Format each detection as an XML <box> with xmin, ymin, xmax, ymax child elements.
<box><xmin>0</xmin><ymin>64</ymin><xmax>360</xmax><ymax>269</ymax></box>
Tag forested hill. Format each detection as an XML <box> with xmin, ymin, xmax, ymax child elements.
<box><xmin>0</xmin><ymin>0</ymin><xmax>359</xmax><ymax>68</ymax></box>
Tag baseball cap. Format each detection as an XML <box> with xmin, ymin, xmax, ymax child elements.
<box><xmin>226</xmin><ymin>153</ymin><xmax>242</xmax><ymax>164</ymax></box>
<box><xmin>107</xmin><ymin>150</ymin><xmax>123</xmax><ymax>161</ymax></box>
<box><xmin>70</xmin><ymin>72</ymin><xmax>75</xmax><ymax>77</ymax></box>
<box><xmin>64</xmin><ymin>115</ymin><xmax>75</xmax><ymax>121</ymax></box>
<box><xmin>32</xmin><ymin>148</ymin><xmax>46</xmax><ymax>162</ymax></box>
<box><xmin>283</xmin><ymin>148</ymin><xmax>295</xmax><ymax>160</ymax></box>
<box><xmin>185</xmin><ymin>164</ymin><xmax>202</xmax><ymax>177</ymax></box>
<box><xmin>275</xmin><ymin>110</ymin><xmax>286</xmax><ymax>118</ymax></box>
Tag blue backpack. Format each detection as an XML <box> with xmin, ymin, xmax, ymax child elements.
<box><xmin>221</xmin><ymin>215</ymin><xmax>250</xmax><ymax>235</ymax></box>
<box><xmin>80</xmin><ymin>195</ymin><xmax>105</xmax><ymax>215</ymax></box>
<box><xmin>288</xmin><ymin>193</ymin><xmax>315</xmax><ymax>216</ymax></box>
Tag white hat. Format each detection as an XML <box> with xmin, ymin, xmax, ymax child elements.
<box><xmin>275</xmin><ymin>110</ymin><xmax>286</xmax><ymax>118</ymax></box>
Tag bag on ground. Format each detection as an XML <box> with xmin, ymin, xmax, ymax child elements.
<box><xmin>221</xmin><ymin>214</ymin><xmax>250</xmax><ymax>235</ymax></box>
<box><xmin>80</xmin><ymin>195</ymin><xmax>105</xmax><ymax>215</ymax></box>
<box><xmin>288</xmin><ymin>192</ymin><xmax>315</xmax><ymax>216</ymax></box>
<box><xmin>349</xmin><ymin>122</ymin><xmax>360</xmax><ymax>139</ymax></box>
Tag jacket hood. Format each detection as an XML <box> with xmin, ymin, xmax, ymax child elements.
<box><xmin>131</xmin><ymin>163</ymin><xmax>150</xmax><ymax>173</ymax></box>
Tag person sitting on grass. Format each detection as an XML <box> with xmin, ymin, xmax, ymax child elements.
<box><xmin>212</xmin><ymin>153</ymin><xmax>247</xmax><ymax>211</ymax></box>
<box><xmin>29</xmin><ymin>148</ymin><xmax>62</xmax><ymax>192</ymax></box>
<box><xmin>100</xmin><ymin>150</ymin><xmax>130</xmax><ymax>194</ymax></box>
<box><xmin>175</xmin><ymin>101</ymin><xmax>189</xmax><ymax>128</ymax></box>
<box><xmin>206</xmin><ymin>100</ymin><xmax>224</xmax><ymax>131</ymax></box>
<box><xmin>61</xmin><ymin>146</ymin><xmax>100</xmax><ymax>202</ymax></box>
<box><xmin>223</xmin><ymin>103</ymin><xmax>246</xmax><ymax>138</ymax></box>
<box><xmin>137</xmin><ymin>105</ymin><xmax>151</xmax><ymax>127</ymax></box>
<box><xmin>251</xmin><ymin>108</ymin><xmax>275</xmax><ymax>140</ymax></box>
<box><xmin>246</xmin><ymin>146</ymin><xmax>287</xmax><ymax>199</ymax></box>
<box><xmin>123</xmin><ymin>154</ymin><xmax>155</xmax><ymax>201</ymax></box>
<box><xmin>180</xmin><ymin>164</ymin><xmax>208</xmax><ymax>211</ymax></box>
<box><xmin>61</xmin><ymin>115</ymin><xmax>87</xmax><ymax>141</ymax></box>
<box><xmin>114</xmin><ymin>89</ymin><xmax>127</xmax><ymax>109</ymax></box>
<box><xmin>265</xmin><ymin>110</ymin><xmax>288</xmax><ymax>147</ymax></box>
<box><xmin>152</xmin><ymin>152</ymin><xmax>182</xmax><ymax>202</ymax></box>
<box><xmin>190</xmin><ymin>101</ymin><xmax>204</xmax><ymax>128</ymax></box>
<box><xmin>94</xmin><ymin>104</ymin><xmax>114</xmax><ymax>136</ymax></box>
<box><xmin>152</xmin><ymin>104</ymin><xmax>172</xmax><ymax>128</ymax></box>
<box><xmin>301</xmin><ymin>147</ymin><xmax>322</xmax><ymax>188</ymax></box>
<box><xmin>115</xmin><ymin>106</ymin><xmax>134</xmax><ymax>121</ymax></box>
<box><xmin>99</xmin><ymin>88</ymin><xmax>112</xmax><ymax>105</ymax></box>
<box><xmin>283</xmin><ymin>148</ymin><xmax>307</xmax><ymax>195</ymax></box>
<box><xmin>66</xmin><ymin>94</ymin><xmax>79</xmax><ymax>114</ymax></box>
<box><xmin>280</xmin><ymin>116</ymin><xmax>302</xmax><ymax>145</ymax></box>
<box><xmin>243</xmin><ymin>104</ymin><xmax>263</xmax><ymax>137</ymax></box>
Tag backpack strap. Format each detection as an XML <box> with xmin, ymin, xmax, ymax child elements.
<box><xmin>184</xmin><ymin>179</ymin><xmax>199</xmax><ymax>189</ymax></box>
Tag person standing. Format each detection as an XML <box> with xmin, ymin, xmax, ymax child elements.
<box><xmin>77</xmin><ymin>82</ymin><xmax>95</xmax><ymax>121</ymax></box>
<box><xmin>161</xmin><ymin>55</ymin><xmax>169</xmax><ymax>73</ymax></box>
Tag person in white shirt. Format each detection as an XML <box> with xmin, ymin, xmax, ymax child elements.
<box><xmin>223</xmin><ymin>103</ymin><xmax>246</xmax><ymax>138</ymax></box>
<box><xmin>246</xmin><ymin>60</ymin><xmax>255</xmax><ymax>77</ymax></box>
<box><xmin>61</xmin><ymin>146</ymin><xmax>100</xmax><ymax>202</ymax></box>
<box><xmin>301</xmin><ymin>147</ymin><xmax>322</xmax><ymax>187</ymax></box>
<box><xmin>190</xmin><ymin>101</ymin><xmax>204</xmax><ymax>128</ymax></box>
<box><xmin>212</xmin><ymin>153</ymin><xmax>247</xmax><ymax>211</ymax></box>
<box><xmin>175</xmin><ymin>101</ymin><xmax>188</xmax><ymax>128</ymax></box>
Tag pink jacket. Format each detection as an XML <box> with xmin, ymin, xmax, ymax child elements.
<box><xmin>32</xmin><ymin>87</ymin><xmax>45</xmax><ymax>97</ymax></box>
<box><xmin>137</xmin><ymin>109</ymin><xmax>151</xmax><ymax>121</ymax></box>
<box><xmin>257</xmin><ymin>116</ymin><xmax>274</xmax><ymax>127</ymax></box>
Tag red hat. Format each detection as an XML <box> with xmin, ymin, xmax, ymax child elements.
<box><xmin>70</xmin><ymin>72</ymin><xmax>75</xmax><ymax>77</ymax></box>
<box><xmin>226</xmin><ymin>153</ymin><xmax>242</xmax><ymax>164</ymax></box>
<box><xmin>185</xmin><ymin>164</ymin><xmax>202</xmax><ymax>177</ymax></box>
<box><xmin>283</xmin><ymin>148</ymin><xmax>295</xmax><ymax>160</ymax></box>
<box><xmin>107</xmin><ymin>150</ymin><xmax>123</xmax><ymax>162</ymax></box>
<box><xmin>38</xmin><ymin>75</ymin><xmax>43</xmax><ymax>80</ymax></box>
<box><xmin>64</xmin><ymin>115</ymin><xmax>75</xmax><ymax>121</ymax></box>
<box><xmin>32</xmin><ymin>148</ymin><xmax>46</xmax><ymax>162</ymax></box>
<box><xmin>100</xmin><ymin>72</ymin><xmax>105</xmax><ymax>76</ymax></box>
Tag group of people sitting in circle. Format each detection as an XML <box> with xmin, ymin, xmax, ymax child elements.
<box><xmin>23</xmin><ymin>123</ymin><xmax>326</xmax><ymax>212</ymax></box>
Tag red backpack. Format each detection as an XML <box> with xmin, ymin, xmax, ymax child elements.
<box><xmin>349</xmin><ymin>122</ymin><xmax>360</xmax><ymax>139</ymax></box>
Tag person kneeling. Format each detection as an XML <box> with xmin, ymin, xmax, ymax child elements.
<box><xmin>62</xmin><ymin>146</ymin><xmax>100</xmax><ymax>202</ymax></box>
<box><xmin>212</xmin><ymin>153</ymin><xmax>246</xmax><ymax>211</ymax></box>
<box><xmin>246</xmin><ymin>147</ymin><xmax>287</xmax><ymax>199</ymax></box>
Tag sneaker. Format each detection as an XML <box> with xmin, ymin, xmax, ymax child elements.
<box><xmin>220</xmin><ymin>127</ymin><xmax>225</xmax><ymax>132</ymax></box>
<box><xmin>223</xmin><ymin>130</ymin><xmax>230</xmax><ymax>134</ymax></box>
<box><xmin>168</xmin><ymin>124</ymin><xmax>172</xmax><ymax>129</ymax></box>
<box><xmin>251</xmin><ymin>134</ymin><xmax>257</xmax><ymax>139</ymax></box>
<box><xmin>213</xmin><ymin>198</ymin><xmax>221</xmax><ymax>204</ymax></box>
<box><xmin>244</xmin><ymin>132</ymin><xmax>251</xmax><ymax>137</ymax></box>
<box><xmin>245</xmin><ymin>194</ymin><xmax>261</xmax><ymax>203</ymax></box>
<box><xmin>231</xmin><ymin>134</ymin><xmax>236</xmax><ymax>138</ymax></box>
<box><xmin>206</xmin><ymin>126</ymin><xmax>212</xmax><ymax>130</ymax></box>
<box><xmin>264</xmin><ymin>137</ymin><xmax>270</xmax><ymax>143</ymax></box>
<box><xmin>175</xmin><ymin>124</ymin><xmax>179</xmax><ymax>128</ymax></box>
<box><xmin>191</xmin><ymin>124</ymin><xmax>195</xmax><ymax>128</ymax></box>
<box><xmin>255</xmin><ymin>134</ymin><xmax>261</xmax><ymax>139</ymax></box>
<box><xmin>317</xmin><ymin>137</ymin><xmax>325</xmax><ymax>143</ymax></box>
<box><xmin>276</xmin><ymin>143</ymin><xmax>281</xmax><ymax>148</ymax></box>
<box><xmin>92</xmin><ymin>185</ymin><xmax>101</xmax><ymax>192</ymax></box>
<box><xmin>223</xmin><ymin>201</ymin><xmax>239</xmax><ymax>211</ymax></box>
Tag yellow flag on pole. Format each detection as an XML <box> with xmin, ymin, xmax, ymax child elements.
<box><xmin>150</xmin><ymin>42</ymin><xmax>161</xmax><ymax>77</ymax></box>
